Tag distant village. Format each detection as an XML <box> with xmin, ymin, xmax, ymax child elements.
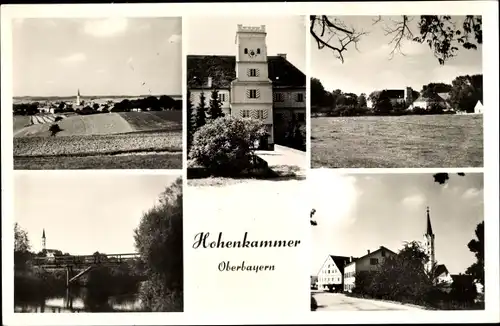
<box><xmin>311</xmin><ymin>74</ymin><xmax>483</xmax><ymax>117</ymax></box>
<box><xmin>13</xmin><ymin>90</ymin><xmax>183</xmax><ymax>116</ymax></box>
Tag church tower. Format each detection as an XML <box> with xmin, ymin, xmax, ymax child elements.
<box><xmin>423</xmin><ymin>206</ymin><xmax>435</xmax><ymax>274</ymax></box>
<box><xmin>230</xmin><ymin>24</ymin><xmax>274</xmax><ymax>150</ymax></box>
<box><xmin>76</xmin><ymin>89</ymin><xmax>81</xmax><ymax>106</ymax></box>
<box><xmin>42</xmin><ymin>229</ymin><xmax>46</xmax><ymax>251</ymax></box>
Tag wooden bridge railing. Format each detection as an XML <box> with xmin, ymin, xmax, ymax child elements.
<box><xmin>32</xmin><ymin>253</ymin><xmax>140</xmax><ymax>267</ymax></box>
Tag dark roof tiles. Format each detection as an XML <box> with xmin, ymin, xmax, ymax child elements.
<box><xmin>187</xmin><ymin>55</ymin><xmax>305</xmax><ymax>89</ymax></box>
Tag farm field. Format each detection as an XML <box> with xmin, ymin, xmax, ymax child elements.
<box><xmin>311</xmin><ymin>114</ymin><xmax>483</xmax><ymax>168</ymax></box>
<box><xmin>13</xmin><ymin>111</ymin><xmax>182</xmax><ymax>169</ymax></box>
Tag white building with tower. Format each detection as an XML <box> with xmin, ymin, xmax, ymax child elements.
<box><xmin>187</xmin><ymin>24</ymin><xmax>306</xmax><ymax>150</ymax></box>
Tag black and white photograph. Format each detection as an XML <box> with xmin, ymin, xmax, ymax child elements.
<box><xmin>310</xmin><ymin>15</ymin><xmax>483</xmax><ymax>168</ymax></box>
<box><xmin>309</xmin><ymin>171</ymin><xmax>485</xmax><ymax>311</ymax></box>
<box><xmin>12</xmin><ymin>17</ymin><xmax>182</xmax><ymax>170</ymax></box>
<box><xmin>186</xmin><ymin>16</ymin><xmax>306</xmax><ymax>185</ymax></box>
<box><xmin>13</xmin><ymin>172</ymin><xmax>183</xmax><ymax>312</ymax></box>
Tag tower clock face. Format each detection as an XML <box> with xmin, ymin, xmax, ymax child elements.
<box><xmin>248</xmin><ymin>49</ymin><xmax>256</xmax><ymax>58</ymax></box>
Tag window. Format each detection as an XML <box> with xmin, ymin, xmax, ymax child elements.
<box><xmin>247</xmin><ymin>89</ymin><xmax>259</xmax><ymax>99</ymax></box>
<box><xmin>296</xmin><ymin>93</ymin><xmax>304</xmax><ymax>102</ymax></box>
<box><xmin>241</xmin><ymin>110</ymin><xmax>250</xmax><ymax>118</ymax></box>
<box><xmin>381</xmin><ymin>250</ymin><xmax>386</xmax><ymax>257</ymax></box>
<box><xmin>370</xmin><ymin>258</ymin><xmax>379</xmax><ymax>265</ymax></box>
<box><xmin>256</xmin><ymin>110</ymin><xmax>266</xmax><ymax>119</ymax></box>
<box><xmin>248</xmin><ymin>68</ymin><xmax>259</xmax><ymax>77</ymax></box>
<box><xmin>257</xmin><ymin>48</ymin><xmax>260</xmax><ymax>54</ymax></box>
<box><xmin>273</xmin><ymin>92</ymin><xmax>284</xmax><ymax>102</ymax></box>
<box><xmin>218</xmin><ymin>93</ymin><xmax>226</xmax><ymax>102</ymax></box>
<box><xmin>244</xmin><ymin>48</ymin><xmax>248</xmax><ymax>54</ymax></box>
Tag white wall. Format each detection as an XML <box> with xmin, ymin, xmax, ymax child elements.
<box><xmin>317</xmin><ymin>256</ymin><xmax>343</xmax><ymax>290</ymax></box>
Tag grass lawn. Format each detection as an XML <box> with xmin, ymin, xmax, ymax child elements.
<box><xmin>14</xmin><ymin>152</ymin><xmax>182</xmax><ymax>169</ymax></box>
<box><xmin>311</xmin><ymin>114</ymin><xmax>483</xmax><ymax>168</ymax></box>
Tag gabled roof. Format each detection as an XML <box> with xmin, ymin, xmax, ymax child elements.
<box><xmin>186</xmin><ymin>55</ymin><xmax>305</xmax><ymax>89</ymax></box>
<box><xmin>435</xmin><ymin>264</ymin><xmax>449</xmax><ymax>277</ymax></box>
<box><xmin>414</xmin><ymin>92</ymin><xmax>447</xmax><ymax>103</ymax></box>
<box><xmin>346</xmin><ymin>246</ymin><xmax>397</xmax><ymax>267</ymax></box>
<box><xmin>437</xmin><ymin>92</ymin><xmax>451</xmax><ymax>101</ymax></box>
<box><xmin>329</xmin><ymin>255</ymin><xmax>351</xmax><ymax>273</ymax></box>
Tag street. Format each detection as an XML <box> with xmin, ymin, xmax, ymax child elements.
<box><xmin>312</xmin><ymin>291</ymin><xmax>425</xmax><ymax>311</ymax></box>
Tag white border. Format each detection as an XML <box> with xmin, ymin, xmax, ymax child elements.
<box><xmin>2</xmin><ymin>1</ymin><xmax>499</xmax><ymax>325</ymax></box>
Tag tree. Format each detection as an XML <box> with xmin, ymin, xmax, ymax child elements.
<box><xmin>189</xmin><ymin>117</ymin><xmax>266</xmax><ymax>174</ymax></box>
<box><xmin>372</xmin><ymin>90</ymin><xmax>393</xmax><ymax>115</ymax></box>
<box><xmin>134</xmin><ymin>177</ymin><xmax>183</xmax><ymax>312</ymax></box>
<box><xmin>421</xmin><ymin>82</ymin><xmax>453</xmax><ymax>97</ymax></box>
<box><xmin>195</xmin><ymin>92</ymin><xmax>207</xmax><ymax>129</ymax></box>
<box><xmin>433</xmin><ymin>172</ymin><xmax>466</xmax><ymax>185</ymax></box>
<box><xmin>159</xmin><ymin>95</ymin><xmax>175</xmax><ymax>110</ymax></box>
<box><xmin>311</xmin><ymin>77</ymin><xmax>326</xmax><ymax>109</ymax></box>
<box><xmin>208</xmin><ymin>89</ymin><xmax>224</xmax><ymax>120</ymax></box>
<box><xmin>449</xmin><ymin>74</ymin><xmax>483</xmax><ymax>112</ymax></box>
<box><xmin>93</xmin><ymin>103</ymin><xmax>100</xmax><ymax>111</ymax></box>
<box><xmin>58</xmin><ymin>102</ymin><xmax>66</xmax><ymax>110</ymax></box>
<box><xmin>14</xmin><ymin>223</ymin><xmax>30</xmax><ymax>253</ymax></box>
<box><xmin>465</xmin><ymin>221</ymin><xmax>484</xmax><ymax>286</ymax></box>
<box><xmin>357</xmin><ymin>93</ymin><xmax>368</xmax><ymax>110</ymax></box>
<box><xmin>186</xmin><ymin>90</ymin><xmax>195</xmax><ymax>151</ymax></box>
<box><xmin>310</xmin><ymin>15</ymin><xmax>482</xmax><ymax>65</ymax></box>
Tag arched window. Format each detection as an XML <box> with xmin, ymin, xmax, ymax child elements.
<box><xmin>257</xmin><ymin>48</ymin><xmax>260</xmax><ymax>54</ymax></box>
<box><xmin>244</xmin><ymin>48</ymin><xmax>248</xmax><ymax>54</ymax></box>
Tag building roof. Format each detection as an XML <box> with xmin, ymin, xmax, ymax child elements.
<box><xmin>42</xmin><ymin>229</ymin><xmax>45</xmax><ymax>239</ymax></box>
<box><xmin>435</xmin><ymin>264</ymin><xmax>449</xmax><ymax>277</ymax></box>
<box><xmin>345</xmin><ymin>246</ymin><xmax>396</xmax><ymax>267</ymax></box>
<box><xmin>414</xmin><ymin>92</ymin><xmax>448</xmax><ymax>103</ymax></box>
<box><xmin>437</xmin><ymin>92</ymin><xmax>451</xmax><ymax>101</ymax></box>
<box><xmin>187</xmin><ymin>55</ymin><xmax>305</xmax><ymax>89</ymax></box>
<box><xmin>329</xmin><ymin>255</ymin><xmax>351</xmax><ymax>273</ymax></box>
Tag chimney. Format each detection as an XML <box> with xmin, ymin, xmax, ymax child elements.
<box><xmin>367</xmin><ymin>249</ymin><xmax>370</xmax><ymax>255</ymax></box>
<box><xmin>207</xmin><ymin>77</ymin><xmax>213</xmax><ymax>89</ymax></box>
<box><xmin>277</xmin><ymin>53</ymin><xmax>287</xmax><ymax>60</ymax></box>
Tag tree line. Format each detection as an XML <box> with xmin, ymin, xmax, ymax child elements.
<box><xmin>13</xmin><ymin>95</ymin><xmax>181</xmax><ymax>116</ymax></box>
<box><xmin>311</xmin><ymin>74</ymin><xmax>483</xmax><ymax>117</ymax></box>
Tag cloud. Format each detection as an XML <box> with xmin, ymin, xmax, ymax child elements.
<box><xmin>168</xmin><ymin>34</ymin><xmax>182</xmax><ymax>44</ymax></box>
<box><xmin>83</xmin><ymin>18</ymin><xmax>128</xmax><ymax>37</ymax></box>
<box><xmin>59</xmin><ymin>53</ymin><xmax>87</xmax><ymax>64</ymax></box>
<box><xmin>401</xmin><ymin>194</ymin><xmax>426</xmax><ymax>207</ymax></box>
<box><xmin>462</xmin><ymin>188</ymin><xmax>482</xmax><ymax>199</ymax></box>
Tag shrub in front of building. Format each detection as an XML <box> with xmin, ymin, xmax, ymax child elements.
<box><xmin>189</xmin><ymin>117</ymin><xmax>266</xmax><ymax>174</ymax></box>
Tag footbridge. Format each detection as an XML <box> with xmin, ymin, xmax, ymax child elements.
<box><xmin>32</xmin><ymin>253</ymin><xmax>140</xmax><ymax>287</ymax></box>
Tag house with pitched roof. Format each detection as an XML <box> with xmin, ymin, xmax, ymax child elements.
<box><xmin>343</xmin><ymin>246</ymin><xmax>397</xmax><ymax>292</ymax></box>
<box><xmin>316</xmin><ymin>255</ymin><xmax>351</xmax><ymax>292</ymax></box>
<box><xmin>412</xmin><ymin>92</ymin><xmax>452</xmax><ymax>111</ymax></box>
<box><xmin>187</xmin><ymin>24</ymin><xmax>306</xmax><ymax>150</ymax></box>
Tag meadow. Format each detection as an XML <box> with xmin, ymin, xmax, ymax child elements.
<box><xmin>311</xmin><ymin>114</ymin><xmax>483</xmax><ymax>168</ymax></box>
<box><xmin>13</xmin><ymin>111</ymin><xmax>182</xmax><ymax>169</ymax></box>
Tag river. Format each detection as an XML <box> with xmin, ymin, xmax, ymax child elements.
<box><xmin>15</xmin><ymin>286</ymin><xmax>143</xmax><ymax>313</ymax></box>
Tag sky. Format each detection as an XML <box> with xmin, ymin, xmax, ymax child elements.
<box><xmin>310</xmin><ymin>171</ymin><xmax>484</xmax><ymax>275</ymax></box>
<box><xmin>186</xmin><ymin>16</ymin><xmax>306</xmax><ymax>73</ymax></box>
<box><xmin>12</xmin><ymin>17</ymin><xmax>182</xmax><ymax>97</ymax></box>
<box><xmin>14</xmin><ymin>173</ymin><xmax>180</xmax><ymax>255</ymax></box>
<box><xmin>311</xmin><ymin>15</ymin><xmax>483</xmax><ymax>95</ymax></box>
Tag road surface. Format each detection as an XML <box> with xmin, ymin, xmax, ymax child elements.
<box><xmin>312</xmin><ymin>292</ymin><xmax>425</xmax><ymax>311</ymax></box>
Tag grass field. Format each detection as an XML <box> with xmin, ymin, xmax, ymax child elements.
<box><xmin>13</xmin><ymin>111</ymin><xmax>182</xmax><ymax>169</ymax></box>
<box><xmin>311</xmin><ymin>114</ymin><xmax>483</xmax><ymax>168</ymax></box>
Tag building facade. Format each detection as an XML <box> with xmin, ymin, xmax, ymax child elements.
<box><xmin>316</xmin><ymin>255</ymin><xmax>350</xmax><ymax>291</ymax></box>
<box><xmin>343</xmin><ymin>246</ymin><xmax>396</xmax><ymax>292</ymax></box>
<box><xmin>187</xmin><ymin>24</ymin><xmax>306</xmax><ymax>150</ymax></box>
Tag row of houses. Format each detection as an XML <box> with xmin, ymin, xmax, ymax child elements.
<box><xmin>313</xmin><ymin>208</ymin><xmax>482</xmax><ymax>294</ymax></box>
<box><xmin>368</xmin><ymin>86</ymin><xmax>484</xmax><ymax>114</ymax></box>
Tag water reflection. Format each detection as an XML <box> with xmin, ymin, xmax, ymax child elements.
<box><xmin>15</xmin><ymin>285</ymin><xmax>142</xmax><ymax>313</ymax></box>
